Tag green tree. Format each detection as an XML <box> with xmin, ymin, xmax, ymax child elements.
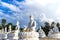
<box><xmin>6</xmin><ymin>23</ymin><xmax>13</xmax><ymax>32</ymax></box>
<box><xmin>7</xmin><ymin>23</ymin><xmax>16</xmax><ymax>31</ymax></box>
<box><xmin>50</xmin><ymin>22</ymin><xmax>55</xmax><ymax>29</ymax></box>
<box><xmin>12</xmin><ymin>25</ymin><xmax>16</xmax><ymax>30</ymax></box>
<box><xmin>1</xmin><ymin>19</ymin><xmax>6</xmax><ymax>31</ymax></box>
<box><xmin>1</xmin><ymin>19</ymin><xmax>6</xmax><ymax>27</ymax></box>
<box><xmin>56</xmin><ymin>23</ymin><xmax>60</xmax><ymax>27</ymax></box>
<box><xmin>7</xmin><ymin>23</ymin><xmax>13</xmax><ymax>26</ymax></box>
<box><xmin>56</xmin><ymin>22</ymin><xmax>60</xmax><ymax>31</ymax></box>
<box><xmin>43</xmin><ymin>22</ymin><xmax>50</xmax><ymax>36</ymax></box>
<box><xmin>20</xmin><ymin>28</ymin><xmax>24</xmax><ymax>32</ymax></box>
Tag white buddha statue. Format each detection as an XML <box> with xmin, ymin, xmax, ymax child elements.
<box><xmin>38</xmin><ymin>27</ymin><xmax>46</xmax><ymax>38</ymax></box>
<box><xmin>48</xmin><ymin>23</ymin><xmax>60</xmax><ymax>38</ymax></box>
<box><xmin>52</xmin><ymin>24</ymin><xmax>59</xmax><ymax>33</ymax></box>
<box><xmin>48</xmin><ymin>29</ymin><xmax>53</xmax><ymax>37</ymax></box>
<box><xmin>28</xmin><ymin>15</ymin><xmax>36</xmax><ymax>31</ymax></box>
<box><xmin>18</xmin><ymin>16</ymin><xmax>39</xmax><ymax>40</ymax></box>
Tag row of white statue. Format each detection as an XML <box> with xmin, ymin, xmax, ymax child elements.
<box><xmin>0</xmin><ymin>15</ymin><xmax>60</xmax><ymax>40</ymax></box>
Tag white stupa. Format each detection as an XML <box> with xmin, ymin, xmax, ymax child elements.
<box><xmin>38</xmin><ymin>27</ymin><xmax>46</xmax><ymax>38</ymax></box>
<box><xmin>48</xmin><ymin>23</ymin><xmax>60</xmax><ymax>38</ymax></box>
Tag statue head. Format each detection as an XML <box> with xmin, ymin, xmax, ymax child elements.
<box><xmin>16</xmin><ymin>21</ymin><xmax>20</xmax><ymax>30</ymax></box>
<box><xmin>16</xmin><ymin>21</ymin><xmax>19</xmax><ymax>26</ymax></box>
<box><xmin>51</xmin><ymin>22</ymin><xmax>56</xmax><ymax>27</ymax></box>
<box><xmin>30</xmin><ymin>15</ymin><xmax>34</xmax><ymax>21</ymax></box>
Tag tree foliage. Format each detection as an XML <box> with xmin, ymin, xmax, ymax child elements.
<box><xmin>56</xmin><ymin>22</ymin><xmax>60</xmax><ymax>31</ymax></box>
<box><xmin>1</xmin><ymin>19</ymin><xmax>6</xmax><ymax>28</ymax></box>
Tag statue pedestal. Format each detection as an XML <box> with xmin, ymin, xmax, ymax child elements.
<box><xmin>48</xmin><ymin>32</ymin><xmax>60</xmax><ymax>38</ymax></box>
<box><xmin>7</xmin><ymin>33</ymin><xmax>14</xmax><ymax>39</ymax></box>
<box><xmin>0</xmin><ymin>33</ymin><xmax>7</xmax><ymax>39</ymax></box>
<box><xmin>18</xmin><ymin>31</ymin><xmax>39</xmax><ymax>40</ymax></box>
<box><xmin>19</xmin><ymin>38</ymin><xmax>39</xmax><ymax>40</ymax></box>
<box><xmin>13</xmin><ymin>30</ymin><xmax>19</xmax><ymax>39</ymax></box>
<box><xmin>7</xmin><ymin>30</ymin><xmax>19</xmax><ymax>40</ymax></box>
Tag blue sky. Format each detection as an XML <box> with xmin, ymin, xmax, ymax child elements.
<box><xmin>0</xmin><ymin>0</ymin><xmax>60</xmax><ymax>27</ymax></box>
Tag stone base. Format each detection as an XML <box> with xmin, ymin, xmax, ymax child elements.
<box><xmin>48</xmin><ymin>33</ymin><xmax>60</xmax><ymax>38</ymax></box>
<box><xmin>19</xmin><ymin>38</ymin><xmax>39</xmax><ymax>40</ymax></box>
<box><xmin>13</xmin><ymin>37</ymin><xmax>19</xmax><ymax>39</ymax></box>
<box><xmin>0</xmin><ymin>34</ymin><xmax>7</xmax><ymax>39</ymax></box>
<box><xmin>18</xmin><ymin>32</ymin><xmax>39</xmax><ymax>40</ymax></box>
<box><xmin>7</xmin><ymin>33</ymin><xmax>14</xmax><ymax>39</ymax></box>
<box><xmin>19</xmin><ymin>32</ymin><xmax>39</xmax><ymax>39</ymax></box>
<box><xmin>7</xmin><ymin>32</ymin><xmax>19</xmax><ymax>40</ymax></box>
<box><xmin>0</xmin><ymin>31</ymin><xmax>39</xmax><ymax>40</ymax></box>
<box><xmin>1</xmin><ymin>38</ymin><xmax>60</xmax><ymax>40</ymax></box>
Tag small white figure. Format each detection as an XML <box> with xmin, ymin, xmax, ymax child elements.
<box><xmin>52</xmin><ymin>24</ymin><xmax>59</xmax><ymax>33</ymax></box>
<box><xmin>38</xmin><ymin>27</ymin><xmax>46</xmax><ymax>38</ymax></box>
<box><xmin>48</xmin><ymin>29</ymin><xmax>53</xmax><ymax>37</ymax></box>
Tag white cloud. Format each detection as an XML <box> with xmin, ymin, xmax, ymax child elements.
<box><xmin>39</xmin><ymin>13</ymin><xmax>47</xmax><ymax>22</ymax></box>
<box><xmin>39</xmin><ymin>13</ymin><xmax>54</xmax><ymax>23</ymax></box>
<box><xmin>0</xmin><ymin>0</ymin><xmax>60</xmax><ymax>26</ymax></box>
<box><xmin>10</xmin><ymin>0</ymin><xmax>60</xmax><ymax>24</ymax></box>
<box><xmin>56</xmin><ymin>6</ymin><xmax>60</xmax><ymax>17</ymax></box>
<box><xmin>0</xmin><ymin>1</ymin><xmax>21</xmax><ymax>13</ymax></box>
<box><xmin>0</xmin><ymin>10</ymin><xmax>16</xmax><ymax>20</ymax></box>
<box><xmin>24</xmin><ymin>0</ymin><xmax>60</xmax><ymax>6</ymax></box>
<box><xmin>22</xmin><ymin>0</ymin><xmax>60</xmax><ymax>23</ymax></box>
<box><xmin>55</xmin><ymin>17</ymin><xmax>60</xmax><ymax>23</ymax></box>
